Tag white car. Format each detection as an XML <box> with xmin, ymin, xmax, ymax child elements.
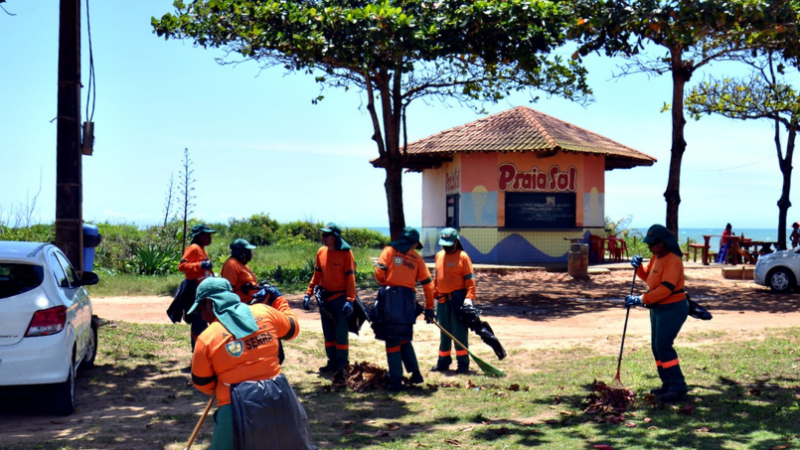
<box><xmin>0</xmin><ymin>241</ymin><xmax>99</xmax><ymax>415</ymax></box>
<box><xmin>754</xmin><ymin>247</ymin><xmax>800</xmax><ymax>292</ymax></box>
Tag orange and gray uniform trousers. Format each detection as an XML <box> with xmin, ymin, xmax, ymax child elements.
<box><xmin>179</xmin><ymin>243</ymin><xmax>212</xmax><ymax>350</ymax></box>
<box><xmin>306</xmin><ymin>247</ymin><xmax>357</xmax><ymax>370</ymax></box>
<box><xmin>374</xmin><ymin>246</ymin><xmax>434</xmax><ymax>382</ymax></box>
<box><xmin>637</xmin><ymin>252</ymin><xmax>688</xmax><ymax>393</ymax></box>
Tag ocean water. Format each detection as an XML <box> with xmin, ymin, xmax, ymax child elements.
<box><xmin>368</xmin><ymin>226</ymin><xmax>790</xmax><ymax>249</ymax></box>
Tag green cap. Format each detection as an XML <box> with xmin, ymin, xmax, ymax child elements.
<box><xmin>642</xmin><ymin>224</ymin><xmax>683</xmax><ymax>257</ymax></box>
<box><xmin>191</xmin><ymin>224</ymin><xmax>217</xmax><ymax>239</ymax></box>
<box><xmin>439</xmin><ymin>228</ymin><xmax>459</xmax><ymax>246</ymax></box>
<box><xmin>389</xmin><ymin>227</ymin><xmax>423</xmax><ymax>253</ymax></box>
<box><xmin>187</xmin><ymin>278</ymin><xmax>258</xmax><ymax>340</ymax></box>
<box><xmin>321</xmin><ymin>222</ymin><xmax>351</xmax><ymax>251</ymax></box>
<box><xmin>230</xmin><ymin>238</ymin><xmax>257</xmax><ymax>252</ymax></box>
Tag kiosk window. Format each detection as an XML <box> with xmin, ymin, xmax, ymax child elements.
<box><xmin>504</xmin><ymin>192</ymin><xmax>576</xmax><ymax>229</ymax></box>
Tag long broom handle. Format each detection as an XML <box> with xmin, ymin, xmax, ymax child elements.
<box><xmin>615</xmin><ymin>268</ymin><xmax>638</xmax><ymax>378</ymax></box>
<box><xmin>184</xmin><ymin>393</ymin><xmax>216</xmax><ymax>450</ymax></box>
<box><xmin>432</xmin><ymin>320</ymin><xmax>471</xmax><ymax>355</ymax></box>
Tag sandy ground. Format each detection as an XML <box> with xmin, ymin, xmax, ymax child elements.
<box><xmin>1</xmin><ymin>267</ymin><xmax>798</xmax><ymax>449</ymax></box>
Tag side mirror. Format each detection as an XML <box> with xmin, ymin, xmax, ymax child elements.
<box><xmin>75</xmin><ymin>271</ymin><xmax>100</xmax><ymax>287</ymax></box>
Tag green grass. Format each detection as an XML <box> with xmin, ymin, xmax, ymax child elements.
<box><xmin>87</xmin><ymin>272</ymin><xmax>184</xmax><ymax>297</ymax></box>
<box><xmin>6</xmin><ymin>323</ymin><xmax>799</xmax><ymax>450</ymax></box>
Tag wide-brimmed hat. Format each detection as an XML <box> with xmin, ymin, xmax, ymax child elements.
<box><xmin>389</xmin><ymin>227</ymin><xmax>423</xmax><ymax>253</ymax></box>
<box><xmin>187</xmin><ymin>278</ymin><xmax>258</xmax><ymax>339</ymax></box>
<box><xmin>191</xmin><ymin>224</ymin><xmax>217</xmax><ymax>239</ymax></box>
<box><xmin>230</xmin><ymin>238</ymin><xmax>257</xmax><ymax>252</ymax></box>
<box><xmin>321</xmin><ymin>222</ymin><xmax>351</xmax><ymax>251</ymax></box>
<box><xmin>642</xmin><ymin>224</ymin><xmax>683</xmax><ymax>257</ymax></box>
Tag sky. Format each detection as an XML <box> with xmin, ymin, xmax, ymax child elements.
<box><xmin>0</xmin><ymin>1</ymin><xmax>794</xmax><ymax>230</ymax></box>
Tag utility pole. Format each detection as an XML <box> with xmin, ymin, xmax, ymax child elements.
<box><xmin>55</xmin><ymin>0</ymin><xmax>83</xmax><ymax>271</ymax></box>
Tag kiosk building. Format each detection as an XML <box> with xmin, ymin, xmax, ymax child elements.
<box><xmin>398</xmin><ymin>106</ymin><xmax>656</xmax><ymax>264</ymax></box>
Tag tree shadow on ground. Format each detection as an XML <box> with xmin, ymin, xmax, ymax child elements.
<box><xmin>0</xmin><ymin>355</ymin><xmax>207</xmax><ymax>449</ymax></box>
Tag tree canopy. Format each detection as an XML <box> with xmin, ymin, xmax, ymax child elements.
<box><xmin>687</xmin><ymin>52</ymin><xmax>800</xmax><ymax>249</ymax></box>
<box><xmin>572</xmin><ymin>0</ymin><xmax>800</xmax><ymax>236</ymax></box>
<box><xmin>153</xmin><ymin>0</ymin><xmax>590</xmax><ymax>238</ymax></box>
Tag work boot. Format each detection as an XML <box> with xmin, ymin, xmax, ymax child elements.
<box><xmin>386</xmin><ymin>378</ymin><xmax>405</xmax><ymax>392</ymax></box>
<box><xmin>430</xmin><ymin>364</ymin><xmax>449</xmax><ymax>372</ymax></box>
<box><xmin>456</xmin><ymin>365</ymin><xmax>470</xmax><ymax>375</ymax></box>
<box><xmin>649</xmin><ymin>385</ymin><xmax>669</xmax><ymax>395</ymax></box>
<box><xmin>319</xmin><ymin>363</ymin><xmax>336</xmax><ymax>374</ymax></box>
<box><xmin>409</xmin><ymin>371</ymin><xmax>424</xmax><ymax>385</ymax></box>
<box><xmin>660</xmin><ymin>390</ymin><xmax>688</xmax><ymax>403</ymax></box>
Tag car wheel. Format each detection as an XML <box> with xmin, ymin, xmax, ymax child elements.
<box><xmin>767</xmin><ymin>267</ymin><xmax>796</xmax><ymax>293</ymax></box>
<box><xmin>51</xmin><ymin>353</ymin><xmax>76</xmax><ymax>416</ymax></box>
<box><xmin>80</xmin><ymin>324</ymin><xmax>98</xmax><ymax>370</ymax></box>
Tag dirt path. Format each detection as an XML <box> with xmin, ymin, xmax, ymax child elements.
<box><xmin>2</xmin><ymin>267</ymin><xmax>798</xmax><ymax>450</ymax></box>
<box><xmin>90</xmin><ymin>267</ymin><xmax>800</xmax><ymax>353</ymax></box>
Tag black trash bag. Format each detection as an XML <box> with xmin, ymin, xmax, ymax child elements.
<box><xmin>370</xmin><ymin>286</ymin><xmax>419</xmax><ymax>342</ymax></box>
<box><xmin>347</xmin><ymin>296</ymin><xmax>370</xmax><ymax>335</ymax></box>
<box><xmin>456</xmin><ymin>302</ymin><xmax>507</xmax><ymax>361</ymax></box>
<box><xmin>230</xmin><ymin>374</ymin><xmax>317</xmax><ymax>450</ymax></box>
<box><xmin>687</xmin><ymin>294</ymin><xmax>712</xmax><ymax>321</ymax></box>
<box><xmin>166</xmin><ymin>279</ymin><xmax>198</xmax><ymax>324</ymax></box>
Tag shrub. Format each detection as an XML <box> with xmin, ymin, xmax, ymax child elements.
<box><xmin>341</xmin><ymin>227</ymin><xmax>389</xmax><ymax>249</ymax></box>
<box><xmin>225</xmin><ymin>214</ymin><xmax>279</xmax><ymax>246</ymax></box>
<box><xmin>131</xmin><ymin>243</ymin><xmax>180</xmax><ymax>275</ymax></box>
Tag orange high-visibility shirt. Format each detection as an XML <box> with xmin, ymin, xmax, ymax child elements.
<box><xmin>374</xmin><ymin>246</ymin><xmax>434</xmax><ymax>309</ymax></box>
<box><xmin>305</xmin><ymin>247</ymin><xmax>357</xmax><ymax>302</ymax></box>
<box><xmin>178</xmin><ymin>244</ymin><xmax>212</xmax><ymax>281</ymax></box>
<box><xmin>636</xmin><ymin>253</ymin><xmax>686</xmax><ymax>306</ymax></box>
<box><xmin>220</xmin><ymin>257</ymin><xmax>259</xmax><ymax>303</ymax></box>
<box><xmin>190</xmin><ymin>302</ymin><xmax>300</xmax><ymax>406</ymax></box>
<box><xmin>433</xmin><ymin>250</ymin><xmax>476</xmax><ymax>303</ymax></box>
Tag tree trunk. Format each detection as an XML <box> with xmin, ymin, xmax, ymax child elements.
<box><xmin>664</xmin><ymin>47</ymin><xmax>690</xmax><ymax>238</ymax></box>
<box><xmin>776</xmin><ymin>123</ymin><xmax>795</xmax><ymax>250</ymax></box>
<box><xmin>366</xmin><ymin>69</ymin><xmax>407</xmax><ymax>240</ymax></box>
<box><xmin>384</xmin><ymin>160</ymin><xmax>406</xmax><ymax>240</ymax></box>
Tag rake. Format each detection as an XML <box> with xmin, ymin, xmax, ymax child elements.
<box><xmin>432</xmin><ymin>320</ymin><xmax>506</xmax><ymax>378</ymax></box>
<box><xmin>611</xmin><ymin>267</ymin><xmax>638</xmax><ymax>388</ymax></box>
<box><xmin>184</xmin><ymin>393</ymin><xmax>216</xmax><ymax>450</ymax></box>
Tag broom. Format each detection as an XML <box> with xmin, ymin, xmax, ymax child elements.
<box><xmin>432</xmin><ymin>320</ymin><xmax>506</xmax><ymax>378</ymax></box>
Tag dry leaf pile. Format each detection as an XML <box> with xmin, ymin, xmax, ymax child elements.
<box><xmin>332</xmin><ymin>361</ymin><xmax>389</xmax><ymax>392</ymax></box>
<box><xmin>583</xmin><ymin>380</ymin><xmax>637</xmax><ymax>424</ymax></box>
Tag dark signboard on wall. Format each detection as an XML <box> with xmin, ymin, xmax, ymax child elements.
<box><xmin>504</xmin><ymin>192</ymin><xmax>576</xmax><ymax>229</ymax></box>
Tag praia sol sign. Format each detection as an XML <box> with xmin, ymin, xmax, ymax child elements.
<box><xmin>497</xmin><ymin>164</ymin><xmax>577</xmax><ymax>192</ymax></box>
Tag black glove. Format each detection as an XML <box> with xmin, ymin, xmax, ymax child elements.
<box><xmin>342</xmin><ymin>301</ymin><xmax>353</xmax><ymax>317</ymax></box>
<box><xmin>424</xmin><ymin>309</ymin><xmax>436</xmax><ymax>324</ymax></box>
<box><xmin>303</xmin><ymin>294</ymin><xmax>311</xmax><ymax>310</ymax></box>
<box><xmin>241</xmin><ymin>283</ymin><xmax>256</xmax><ymax>294</ymax></box>
<box><xmin>200</xmin><ymin>260</ymin><xmax>212</xmax><ymax>270</ymax></box>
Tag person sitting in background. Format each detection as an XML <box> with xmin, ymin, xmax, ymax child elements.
<box><xmin>717</xmin><ymin>223</ymin><xmax>733</xmax><ymax>263</ymax></box>
<box><xmin>791</xmin><ymin>222</ymin><xmax>800</xmax><ymax>248</ymax></box>
<box><xmin>220</xmin><ymin>238</ymin><xmax>259</xmax><ymax>303</ymax></box>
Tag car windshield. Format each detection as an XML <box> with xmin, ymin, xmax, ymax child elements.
<box><xmin>0</xmin><ymin>263</ymin><xmax>45</xmax><ymax>299</ymax></box>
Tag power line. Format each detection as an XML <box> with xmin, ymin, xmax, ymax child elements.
<box><xmin>683</xmin><ymin>155</ymin><xmax>775</xmax><ymax>172</ymax></box>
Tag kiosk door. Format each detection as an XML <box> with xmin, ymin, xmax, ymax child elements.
<box><xmin>446</xmin><ymin>194</ymin><xmax>460</xmax><ymax>229</ymax></box>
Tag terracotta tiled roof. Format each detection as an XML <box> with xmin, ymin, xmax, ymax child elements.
<box><xmin>396</xmin><ymin>106</ymin><xmax>656</xmax><ymax>170</ymax></box>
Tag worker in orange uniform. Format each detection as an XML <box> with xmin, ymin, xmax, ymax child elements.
<box><xmin>373</xmin><ymin>227</ymin><xmax>434</xmax><ymax>391</ymax></box>
<box><xmin>627</xmin><ymin>224</ymin><xmax>689</xmax><ymax>403</ymax></box>
<box><xmin>188</xmin><ymin>277</ymin><xmax>316</xmax><ymax>450</ymax></box>
<box><xmin>177</xmin><ymin>224</ymin><xmax>216</xmax><ymax>351</ymax></box>
<box><xmin>220</xmin><ymin>238</ymin><xmax>259</xmax><ymax>303</ymax></box>
<box><xmin>303</xmin><ymin>223</ymin><xmax>357</xmax><ymax>374</ymax></box>
<box><xmin>431</xmin><ymin>228</ymin><xmax>476</xmax><ymax>374</ymax></box>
